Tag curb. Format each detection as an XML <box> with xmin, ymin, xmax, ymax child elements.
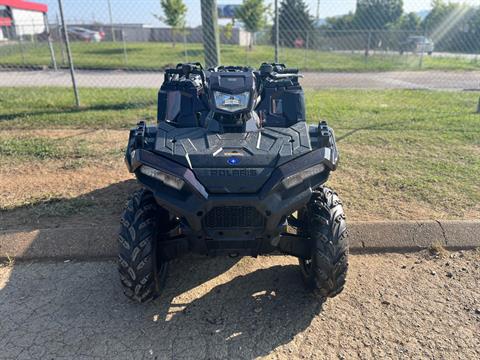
<box><xmin>0</xmin><ymin>220</ymin><xmax>478</xmax><ymax>260</ymax></box>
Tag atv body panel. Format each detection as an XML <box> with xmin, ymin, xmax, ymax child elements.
<box><xmin>153</xmin><ymin>121</ymin><xmax>313</xmax><ymax>193</ymax></box>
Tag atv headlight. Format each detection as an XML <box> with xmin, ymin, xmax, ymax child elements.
<box><xmin>281</xmin><ymin>163</ymin><xmax>325</xmax><ymax>189</ymax></box>
<box><xmin>139</xmin><ymin>165</ymin><xmax>184</xmax><ymax>190</ymax></box>
<box><xmin>214</xmin><ymin>91</ymin><xmax>250</xmax><ymax>112</ymax></box>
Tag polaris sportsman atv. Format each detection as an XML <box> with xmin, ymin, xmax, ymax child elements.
<box><xmin>119</xmin><ymin>63</ymin><xmax>348</xmax><ymax>303</ymax></box>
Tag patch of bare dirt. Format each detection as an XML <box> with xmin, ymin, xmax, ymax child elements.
<box><xmin>0</xmin><ymin>160</ymin><xmax>137</xmax><ymax>230</ymax></box>
<box><xmin>1</xmin><ymin>129</ymin><xmax>478</xmax><ymax>230</ymax></box>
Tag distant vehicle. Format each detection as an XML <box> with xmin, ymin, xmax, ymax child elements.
<box><xmin>67</xmin><ymin>27</ymin><xmax>104</xmax><ymax>42</ymax></box>
<box><xmin>400</xmin><ymin>36</ymin><xmax>434</xmax><ymax>55</ymax></box>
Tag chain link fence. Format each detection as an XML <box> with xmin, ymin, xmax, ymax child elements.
<box><xmin>0</xmin><ymin>0</ymin><xmax>479</xmax><ymax>107</ymax></box>
<box><xmin>1</xmin><ymin>0</ymin><xmax>478</xmax><ymax>224</ymax></box>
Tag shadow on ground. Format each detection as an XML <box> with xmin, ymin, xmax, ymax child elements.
<box><xmin>1</xmin><ymin>178</ymin><xmax>320</xmax><ymax>357</ymax></box>
<box><xmin>0</xmin><ymin>254</ymin><xmax>319</xmax><ymax>359</ymax></box>
<box><xmin>0</xmin><ymin>179</ymin><xmax>139</xmax><ymax>231</ymax></box>
<box><xmin>0</xmin><ymin>101</ymin><xmax>154</xmax><ymax>122</ymax></box>
<box><xmin>85</xmin><ymin>48</ymin><xmax>143</xmax><ymax>56</ymax></box>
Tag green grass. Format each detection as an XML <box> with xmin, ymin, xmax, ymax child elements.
<box><xmin>307</xmin><ymin>90</ymin><xmax>480</xmax><ymax>218</ymax></box>
<box><xmin>0</xmin><ymin>137</ymin><xmax>90</xmax><ymax>159</ymax></box>
<box><xmin>0</xmin><ymin>87</ymin><xmax>479</xmax><ymax>220</ymax></box>
<box><xmin>0</xmin><ymin>138</ymin><xmax>61</xmax><ymax>159</ymax></box>
<box><xmin>1</xmin><ymin>41</ymin><xmax>479</xmax><ymax>72</ymax></box>
<box><xmin>0</xmin><ymin>87</ymin><xmax>157</xmax><ymax>129</ymax></box>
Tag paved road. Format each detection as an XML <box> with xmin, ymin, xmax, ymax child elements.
<box><xmin>1</xmin><ymin>251</ymin><xmax>478</xmax><ymax>359</ymax></box>
<box><xmin>1</xmin><ymin>69</ymin><xmax>479</xmax><ymax>90</ymax></box>
<box><xmin>334</xmin><ymin>50</ymin><xmax>480</xmax><ymax>60</ymax></box>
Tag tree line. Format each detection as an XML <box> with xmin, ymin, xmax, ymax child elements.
<box><xmin>157</xmin><ymin>0</ymin><xmax>480</xmax><ymax>53</ymax></box>
<box><xmin>320</xmin><ymin>0</ymin><xmax>480</xmax><ymax>53</ymax></box>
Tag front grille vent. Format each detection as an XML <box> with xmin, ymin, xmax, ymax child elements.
<box><xmin>205</xmin><ymin>206</ymin><xmax>264</xmax><ymax>228</ymax></box>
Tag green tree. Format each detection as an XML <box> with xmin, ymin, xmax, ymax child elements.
<box><xmin>273</xmin><ymin>0</ymin><xmax>314</xmax><ymax>47</ymax></box>
<box><xmin>422</xmin><ymin>0</ymin><xmax>461</xmax><ymax>33</ymax></box>
<box><xmin>467</xmin><ymin>8</ymin><xmax>480</xmax><ymax>52</ymax></box>
<box><xmin>422</xmin><ymin>0</ymin><xmax>477</xmax><ymax>52</ymax></box>
<box><xmin>236</xmin><ymin>0</ymin><xmax>268</xmax><ymax>50</ymax></box>
<box><xmin>324</xmin><ymin>13</ymin><xmax>355</xmax><ymax>31</ymax></box>
<box><xmin>222</xmin><ymin>22</ymin><xmax>234</xmax><ymax>41</ymax></box>
<box><xmin>387</xmin><ymin>12</ymin><xmax>421</xmax><ymax>51</ymax></box>
<box><xmin>154</xmin><ymin>0</ymin><xmax>187</xmax><ymax>47</ymax></box>
<box><xmin>354</xmin><ymin>0</ymin><xmax>403</xmax><ymax>30</ymax></box>
<box><xmin>392</xmin><ymin>12</ymin><xmax>421</xmax><ymax>32</ymax></box>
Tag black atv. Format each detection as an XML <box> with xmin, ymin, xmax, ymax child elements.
<box><xmin>119</xmin><ymin>63</ymin><xmax>348</xmax><ymax>303</ymax></box>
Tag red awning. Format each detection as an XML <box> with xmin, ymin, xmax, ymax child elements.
<box><xmin>0</xmin><ymin>17</ymin><xmax>12</xmax><ymax>26</ymax></box>
<box><xmin>0</xmin><ymin>0</ymin><xmax>48</xmax><ymax>13</ymax></box>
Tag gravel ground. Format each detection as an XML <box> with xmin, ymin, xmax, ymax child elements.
<box><xmin>0</xmin><ymin>250</ymin><xmax>479</xmax><ymax>359</ymax></box>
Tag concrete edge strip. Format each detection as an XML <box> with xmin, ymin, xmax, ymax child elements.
<box><xmin>0</xmin><ymin>220</ymin><xmax>478</xmax><ymax>260</ymax></box>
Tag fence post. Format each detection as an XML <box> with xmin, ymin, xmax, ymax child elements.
<box><xmin>56</xmin><ymin>13</ymin><xmax>66</xmax><ymax>65</ymax></box>
<box><xmin>200</xmin><ymin>0</ymin><xmax>220</xmax><ymax>68</ymax></box>
<box><xmin>183</xmin><ymin>28</ymin><xmax>188</xmax><ymax>63</ymax></box>
<box><xmin>364</xmin><ymin>31</ymin><xmax>371</xmax><ymax>62</ymax></box>
<box><xmin>274</xmin><ymin>0</ymin><xmax>279</xmax><ymax>63</ymax></box>
<box><xmin>477</xmin><ymin>97</ymin><xmax>480</xmax><ymax>113</ymax></box>
<box><xmin>58</xmin><ymin>0</ymin><xmax>80</xmax><ymax>107</ymax></box>
<box><xmin>419</xmin><ymin>27</ymin><xmax>428</xmax><ymax>70</ymax></box>
<box><xmin>107</xmin><ymin>0</ymin><xmax>116</xmax><ymax>42</ymax></box>
<box><xmin>43</xmin><ymin>13</ymin><xmax>57</xmax><ymax>71</ymax></box>
<box><xmin>304</xmin><ymin>31</ymin><xmax>309</xmax><ymax>69</ymax></box>
<box><xmin>31</xmin><ymin>19</ymin><xmax>35</xmax><ymax>43</ymax></box>
<box><xmin>245</xmin><ymin>36</ymin><xmax>248</xmax><ymax>64</ymax></box>
<box><xmin>418</xmin><ymin>45</ymin><xmax>424</xmax><ymax>69</ymax></box>
<box><xmin>122</xmin><ymin>29</ymin><xmax>128</xmax><ymax>66</ymax></box>
<box><xmin>18</xmin><ymin>31</ymin><xmax>26</xmax><ymax>65</ymax></box>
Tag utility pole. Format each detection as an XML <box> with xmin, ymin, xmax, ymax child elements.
<box><xmin>58</xmin><ymin>0</ymin><xmax>80</xmax><ymax>107</ymax></box>
<box><xmin>316</xmin><ymin>0</ymin><xmax>321</xmax><ymax>20</ymax></box>
<box><xmin>274</xmin><ymin>0</ymin><xmax>279</xmax><ymax>63</ymax></box>
<box><xmin>201</xmin><ymin>0</ymin><xmax>220</xmax><ymax>68</ymax></box>
<box><xmin>107</xmin><ymin>0</ymin><xmax>116</xmax><ymax>42</ymax></box>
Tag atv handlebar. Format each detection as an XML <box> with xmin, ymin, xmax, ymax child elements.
<box><xmin>164</xmin><ymin>63</ymin><xmax>206</xmax><ymax>84</ymax></box>
<box><xmin>267</xmin><ymin>72</ymin><xmax>304</xmax><ymax>80</ymax></box>
<box><xmin>258</xmin><ymin>62</ymin><xmax>302</xmax><ymax>81</ymax></box>
<box><xmin>162</xmin><ymin>62</ymin><xmax>302</xmax><ymax>93</ymax></box>
<box><xmin>278</xmin><ymin>67</ymin><xmax>298</xmax><ymax>74</ymax></box>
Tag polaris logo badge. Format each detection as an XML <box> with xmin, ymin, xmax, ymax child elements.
<box><xmin>227</xmin><ymin>157</ymin><xmax>240</xmax><ymax>165</ymax></box>
<box><xmin>210</xmin><ymin>169</ymin><xmax>257</xmax><ymax>177</ymax></box>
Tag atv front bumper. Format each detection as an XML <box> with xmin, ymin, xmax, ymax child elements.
<box><xmin>126</xmin><ymin>147</ymin><xmax>337</xmax><ymax>257</ymax></box>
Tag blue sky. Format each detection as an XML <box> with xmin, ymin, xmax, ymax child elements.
<box><xmin>40</xmin><ymin>0</ymin><xmax>477</xmax><ymax>27</ymax></box>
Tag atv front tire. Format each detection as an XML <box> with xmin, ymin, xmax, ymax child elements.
<box><xmin>299</xmin><ymin>186</ymin><xmax>348</xmax><ymax>299</ymax></box>
<box><xmin>118</xmin><ymin>189</ymin><xmax>169</xmax><ymax>303</ymax></box>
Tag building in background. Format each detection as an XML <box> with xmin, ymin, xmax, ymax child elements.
<box><xmin>62</xmin><ymin>23</ymin><xmax>251</xmax><ymax>46</ymax></box>
<box><xmin>0</xmin><ymin>0</ymin><xmax>47</xmax><ymax>41</ymax></box>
